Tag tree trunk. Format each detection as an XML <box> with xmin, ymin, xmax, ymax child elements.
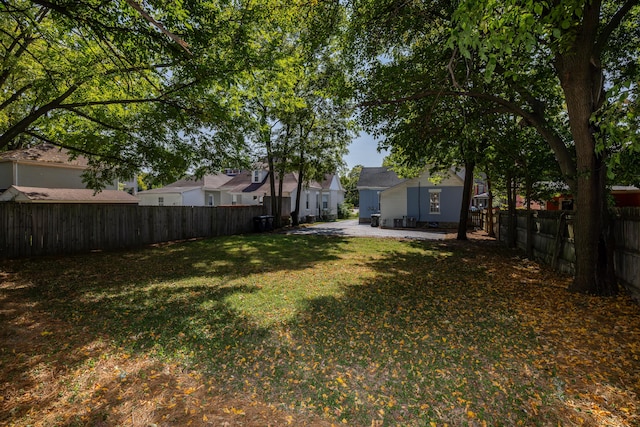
<box><xmin>292</xmin><ymin>152</ymin><xmax>305</xmax><ymax>227</ymax></box>
<box><xmin>505</xmin><ymin>171</ymin><xmax>517</xmax><ymax>248</ymax></box>
<box><xmin>457</xmin><ymin>161</ymin><xmax>475</xmax><ymax>240</ymax></box>
<box><xmin>554</xmin><ymin>8</ymin><xmax>616</xmax><ymax>294</ymax></box>
<box><xmin>525</xmin><ymin>177</ymin><xmax>533</xmax><ymax>259</ymax></box>
<box><xmin>486</xmin><ymin>176</ymin><xmax>495</xmax><ymax>238</ymax></box>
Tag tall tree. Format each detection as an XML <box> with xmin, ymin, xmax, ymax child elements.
<box><xmin>345</xmin><ymin>0</ymin><xmax>639</xmax><ymax>294</ymax></box>
<box><xmin>449</xmin><ymin>0</ymin><xmax>639</xmax><ymax>294</ymax></box>
<box><xmin>1</xmin><ymin>0</ymin><xmax>252</xmax><ymax>187</ymax></box>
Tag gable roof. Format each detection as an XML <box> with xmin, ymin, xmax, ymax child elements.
<box><xmin>220</xmin><ymin>171</ymin><xmax>325</xmax><ymax>195</ymax></box>
<box><xmin>0</xmin><ymin>144</ymin><xmax>89</xmax><ymax>167</ymax></box>
<box><xmin>138</xmin><ymin>173</ymin><xmax>234</xmax><ymax>196</ymax></box>
<box><xmin>357</xmin><ymin>167</ymin><xmax>405</xmax><ymax>189</ymax></box>
<box><xmin>165</xmin><ymin>174</ymin><xmax>233</xmax><ymax>190</ymax></box>
<box><xmin>0</xmin><ymin>186</ymin><xmax>139</xmax><ymax>204</ymax></box>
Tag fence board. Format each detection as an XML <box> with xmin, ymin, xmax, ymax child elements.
<box><xmin>498</xmin><ymin>209</ymin><xmax>640</xmax><ymax>299</ymax></box>
<box><xmin>0</xmin><ymin>204</ymin><xmax>265</xmax><ymax>259</ymax></box>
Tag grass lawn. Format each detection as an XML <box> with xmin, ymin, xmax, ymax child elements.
<box><xmin>1</xmin><ymin>233</ymin><xmax>639</xmax><ymax>426</ymax></box>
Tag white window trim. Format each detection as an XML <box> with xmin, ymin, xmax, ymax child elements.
<box><xmin>429</xmin><ymin>189</ymin><xmax>441</xmax><ymax>214</ymax></box>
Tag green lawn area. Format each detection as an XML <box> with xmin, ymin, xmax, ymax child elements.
<box><xmin>1</xmin><ymin>234</ymin><xmax>639</xmax><ymax>426</ymax></box>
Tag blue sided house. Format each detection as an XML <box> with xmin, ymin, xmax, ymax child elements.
<box><xmin>380</xmin><ymin>168</ymin><xmax>465</xmax><ymax>228</ymax></box>
<box><xmin>357</xmin><ymin>167</ymin><xmax>406</xmax><ymax>223</ymax></box>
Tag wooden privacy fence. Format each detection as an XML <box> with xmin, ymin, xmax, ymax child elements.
<box><xmin>496</xmin><ymin>208</ymin><xmax>640</xmax><ymax>299</ymax></box>
<box><xmin>0</xmin><ymin>204</ymin><xmax>266</xmax><ymax>258</ymax></box>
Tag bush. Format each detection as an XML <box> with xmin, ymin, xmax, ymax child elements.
<box><xmin>338</xmin><ymin>202</ymin><xmax>354</xmax><ymax>219</ymax></box>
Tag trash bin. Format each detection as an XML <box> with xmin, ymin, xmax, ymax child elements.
<box><xmin>370</xmin><ymin>214</ymin><xmax>380</xmax><ymax>227</ymax></box>
<box><xmin>254</xmin><ymin>215</ymin><xmax>275</xmax><ymax>232</ymax></box>
<box><xmin>265</xmin><ymin>215</ymin><xmax>274</xmax><ymax>231</ymax></box>
<box><xmin>404</xmin><ymin>216</ymin><xmax>417</xmax><ymax>228</ymax></box>
<box><xmin>253</xmin><ymin>216</ymin><xmax>267</xmax><ymax>232</ymax></box>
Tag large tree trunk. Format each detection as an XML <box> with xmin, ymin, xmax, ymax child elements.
<box><xmin>457</xmin><ymin>161</ymin><xmax>475</xmax><ymax>240</ymax></box>
<box><xmin>555</xmin><ymin>4</ymin><xmax>616</xmax><ymax>295</ymax></box>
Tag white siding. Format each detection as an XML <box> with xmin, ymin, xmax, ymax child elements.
<box><xmin>15</xmin><ymin>163</ymin><xmax>118</xmax><ymax>190</ymax></box>
<box><xmin>380</xmin><ymin>185</ymin><xmax>407</xmax><ymax>227</ymax></box>
<box><xmin>138</xmin><ymin>192</ymin><xmax>183</xmax><ymax>206</ymax></box>
<box><xmin>182</xmin><ymin>188</ymin><xmax>204</xmax><ymax>206</ymax></box>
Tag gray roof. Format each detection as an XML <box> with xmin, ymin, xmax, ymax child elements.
<box><xmin>0</xmin><ymin>143</ymin><xmax>88</xmax><ymax>167</ymax></box>
<box><xmin>0</xmin><ymin>186</ymin><xmax>139</xmax><ymax>203</ymax></box>
<box><xmin>357</xmin><ymin>167</ymin><xmax>405</xmax><ymax>189</ymax></box>
<box><xmin>220</xmin><ymin>171</ymin><xmax>323</xmax><ymax>195</ymax></box>
<box><xmin>165</xmin><ymin>174</ymin><xmax>233</xmax><ymax>190</ymax></box>
<box><xmin>140</xmin><ymin>174</ymin><xmax>233</xmax><ymax>195</ymax></box>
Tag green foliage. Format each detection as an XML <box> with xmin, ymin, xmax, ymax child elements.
<box><xmin>340</xmin><ymin>164</ymin><xmax>362</xmax><ymax>206</ymax></box>
<box><xmin>337</xmin><ymin>201</ymin><xmax>354</xmax><ymax>219</ymax></box>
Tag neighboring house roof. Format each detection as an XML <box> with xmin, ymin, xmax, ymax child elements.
<box><xmin>611</xmin><ymin>185</ymin><xmax>640</xmax><ymax>192</ymax></box>
<box><xmin>220</xmin><ymin>171</ymin><xmax>324</xmax><ymax>196</ymax></box>
<box><xmin>0</xmin><ymin>144</ymin><xmax>89</xmax><ymax>168</ymax></box>
<box><xmin>321</xmin><ymin>174</ymin><xmax>344</xmax><ymax>191</ymax></box>
<box><xmin>137</xmin><ymin>186</ymin><xmax>200</xmax><ymax>195</ymax></box>
<box><xmin>357</xmin><ymin>167</ymin><xmax>405</xmax><ymax>189</ymax></box>
<box><xmin>0</xmin><ymin>186</ymin><xmax>139</xmax><ymax>204</ymax></box>
<box><xmin>165</xmin><ymin>174</ymin><xmax>233</xmax><ymax>190</ymax></box>
<box><xmin>138</xmin><ymin>174</ymin><xmax>233</xmax><ymax>195</ymax></box>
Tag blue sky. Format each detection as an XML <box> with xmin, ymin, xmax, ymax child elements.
<box><xmin>344</xmin><ymin>132</ymin><xmax>389</xmax><ymax>171</ymax></box>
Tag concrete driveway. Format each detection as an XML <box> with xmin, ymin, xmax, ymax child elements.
<box><xmin>285</xmin><ymin>219</ymin><xmax>446</xmax><ymax>240</ymax></box>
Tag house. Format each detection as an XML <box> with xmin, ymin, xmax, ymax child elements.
<box><xmin>545</xmin><ymin>185</ymin><xmax>640</xmax><ymax>210</ymax></box>
<box><xmin>0</xmin><ymin>143</ymin><xmax>121</xmax><ymax>192</ymax></box>
<box><xmin>611</xmin><ymin>186</ymin><xmax>640</xmax><ymax>207</ymax></box>
<box><xmin>219</xmin><ymin>169</ymin><xmax>344</xmax><ymax>221</ymax></box>
<box><xmin>0</xmin><ymin>185</ymin><xmax>139</xmax><ymax>204</ymax></box>
<box><xmin>379</xmin><ymin>168</ymin><xmax>465</xmax><ymax>228</ymax></box>
<box><xmin>142</xmin><ymin>168</ymin><xmax>345</xmax><ymax>222</ymax></box>
<box><xmin>356</xmin><ymin>167</ymin><xmax>405</xmax><ymax>223</ymax></box>
<box><xmin>137</xmin><ymin>174</ymin><xmax>233</xmax><ymax>206</ymax></box>
<box><xmin>0</xmin><ymin>144</ymin><xmax>137</xmax><ymax>203</ymax></box>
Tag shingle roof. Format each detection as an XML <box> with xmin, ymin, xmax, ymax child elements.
<box><xmin>164</xmin><ymin>174</ymin><xmax>233</xmax><ymax>190</ymax></box>
<box><xmin>0</xmin><ymin>144</ymin><xmax>89</xmax><ymax>167</ymax></box>
<box><xmin>220</xmin><ymin>171</ymin><xmax>322</xmax><ymax>195</ymax></box>
<box><xmin>357</xmin><ymin>167</ymin><xmax>405</xmax><ymax>189</ymax></box>
<box><xmin>0</xmin><ymin>186</ymin><xmax>139</xmax><ymax>203</ymax></box>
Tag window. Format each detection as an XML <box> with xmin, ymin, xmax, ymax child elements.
<box><xmin>158</xmin><ymin>197</ymin><xmax>164</xmax><ymax>206</ymax></box>
<box><xmin>208</xmin><ymin>195</ymin><xmax>214</xmax><ymax>206</ymax></box>
<box><xmin>232</xmin><ymin>194</ymin><xmax>238</xmax><ymax>205</ymax></box>
<box><xmin>429</xmin><ymin>191</ymin><xmax>440</xmax><ymax>214</ymax></box>
<box><xmin>253</xmin><ymin>170</ymin><xmax>260</xmax><ymax>183</ymax></box>
<box><xmin>322</xmin><ymin>194</ymin><xmax>329</xmax><ymax>210</ymax></box>
<box><xmin>305</xmin><ymin>192</ymin><xmax>309</xmax><ymax>209</ymax></box>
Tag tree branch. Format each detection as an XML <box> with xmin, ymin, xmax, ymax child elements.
<box><xmin>362</xmin><ymin>89</ymin><xmax>577</xmax><ymax>191</ymax></box>
<box><xmin>25</xmin><ymin>131</ymin><xmax>139</xmax><ymax>167</ymax></box>
<box><xmin>59</xmin><ymin>98</ymin><xmax>161</xmax><ymax>108</ymax></box>
<box><xmin>595</xmin><ymin>0</ymin><xmax>639</xmax><ymax>55</ymax></box>
<box><xmin>63</xmin><ymin>107</ymin><xmax>132</xmax><ymax>133</ymax></box>
<box><xmin>123</xmin><ymin>0</ymin><xmax>191</xmax><ymax>55</ymax></box>
<box><xmin>0</xmin><ymin>83</ymin><xmax>79</xmax><ymax>150</ymax></box>
<box><xmin>0</xmin><ymin>83</ymin><xmax>33</xmax><ymax>111</ymax></box>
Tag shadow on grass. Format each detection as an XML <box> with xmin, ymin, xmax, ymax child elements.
<box><xmin>0</xmin><ymin>233</ymin><xmax>346</xmax><ymax>426</ymax></box>
<box><xmin>2</xmin><ymin>235</ymin><xmax>639</xmax><ymax>426</ymax></box>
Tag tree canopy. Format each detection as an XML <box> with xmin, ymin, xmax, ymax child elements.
<box><xmin>343</xmin><ymin>0</ymin><xmax>640</xmax><ymax>294</ymax></box>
